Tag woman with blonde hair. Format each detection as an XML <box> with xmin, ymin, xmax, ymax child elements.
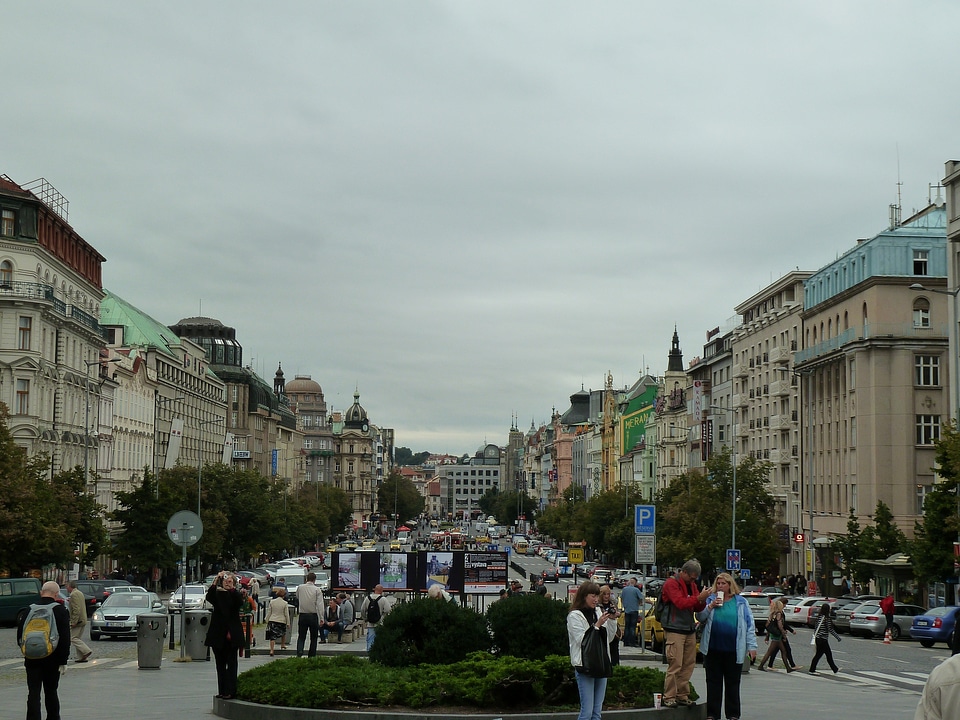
<box><xmin>264</xmin><ymin>586</ymin><xmax>291</xmax><ymax>655</ymax></box>
<box><xmin>697</xmin><ymin>572</ymin><xmax>757</xmax><ymax>720</ymax></box>
<box><xmin>757</xmin><ymin>598</ymin><xmax>795</xmax><ymax>672</ymax></box>
<box><xmin>597</xmin><ymin>585</ymin><xmax>622</xmax><ymax>666</ymax></box>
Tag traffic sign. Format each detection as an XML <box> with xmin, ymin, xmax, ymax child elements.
<box><xmin>634</xmin><ymin>505</ymin><xmax>656</xmax><ymax>535</ymax></box>
<box><xmin>635</xmin><ymin>534</ymin><xmax>656</xmax><ymax>564</ymax></box>
<box><xmin>167</xmin><ymin>510</ymin><xmax>203</xmax><ymax>547</ymax></box>
<box><xmin>569</xmin><ymin>548</ymin><xmax>584</xmax><ymax>564</ymax></box>
<box><xmin>740</xmin><ymin>568</ymin><xmax>751</xmax><ymax>579</ymax></box>
<box><xmin>726</xmin><ymin>548</ymin><xmax>741</xmax><ymax>571</ymax></box>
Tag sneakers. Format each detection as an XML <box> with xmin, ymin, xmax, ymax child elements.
<box><xmin>662</xmin><ymin>699</ymin><xmax>678</xmax><ymax>708</ymax></box>
<box><xmin>676</xmin><ymin>698</ymin><xmax>695</xmax><ymax>706</ymax></box>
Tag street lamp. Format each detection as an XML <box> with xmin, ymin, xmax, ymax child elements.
<box><xmin>708</xmin><ymin>405</ymin><xmax>737</xmax><ymax>553</ymax></box>
<box><xmin>83</xmin><ymin>357</ymin><xmax>122</xmax><ymax>490</ymax></box>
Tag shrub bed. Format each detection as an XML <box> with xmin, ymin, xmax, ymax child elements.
<box><xmin>236</xmin><ymin>653</ymin><xmax>669</xmax><ymax>711</ymax></box>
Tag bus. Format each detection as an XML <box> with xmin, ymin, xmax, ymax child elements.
<box><xmin>513</xmin><ymin>537</ymin><xmax>529</xmax><ymax>555</ymax></box>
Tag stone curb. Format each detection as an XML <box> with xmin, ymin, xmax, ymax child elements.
<box><xmin>213</xmin><ymin>699</ymin><xmax>706</xmax><ymax>720</ymax></box>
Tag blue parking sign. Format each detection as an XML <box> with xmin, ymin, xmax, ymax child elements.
<box><xmin>726</xmin><ymin>549</ymin><xmax>741</xmax><ymax>571</ymax></box>
<box><xmin>634</xmin><ymin>505</ymin><xmax>656</xmax><ymax>535</ymax></box>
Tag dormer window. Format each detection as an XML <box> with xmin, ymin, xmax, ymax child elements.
<box><xmin>1</xmin><ymin>209</ymin><xmax>14</xmax><ymax>237</ymax></box>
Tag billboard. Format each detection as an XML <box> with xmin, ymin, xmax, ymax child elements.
<box><xmin>621</xmin><ymin>385</ymin><xmax>657</xmax><ymax>454</ymax></box>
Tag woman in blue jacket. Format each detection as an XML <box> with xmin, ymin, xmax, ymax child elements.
<box><xmin>697</xmin><ymin>573</ymin><xmax>758</xmax><ymax>720</ymax></box>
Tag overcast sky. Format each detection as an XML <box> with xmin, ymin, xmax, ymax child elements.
<box><xmin>3</xmin><ymin>2</ymin><xmax>957</xmax><ymax>455</ymax></box>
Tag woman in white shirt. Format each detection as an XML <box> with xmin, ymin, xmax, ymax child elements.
<box><xmin>567</xmin><ymin>580</ymin><xmax>618</xmax><ymax>720</ymax></box>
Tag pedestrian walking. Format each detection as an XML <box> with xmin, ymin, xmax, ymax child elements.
<box><xmin>65</xmin><ymin>580</ymin><xmax>92</xmax><ymax>663</ymax></box>
<box><xmin>809</xmin><ymin>602</ymin><xmax>841</xmax><ymax>674</ymax></box>
<box><xmin>264</xmin><ymin>586</ymin><xmax>291</xmax><ymax>655</ymax></box>
<box><xmin>757</xmin><ymin>599</ymin><xmax>796</xmax><ymax>672</ymax></box>
<box><xmin>359</xmin><ymin>584</ymin><xmax>393</xmax><ymax>652</ymax></box>
<box><xmin>880</xmin><ymin>593</ymin><xmax>896</xmax><ymax>639</ymax></box>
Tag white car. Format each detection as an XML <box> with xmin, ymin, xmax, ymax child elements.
<box><xmin>168</xmin><ymin>585</ymin><xmax>209</xmax><ymax>613</ymax></box>
<box><xmin>783</xmin><ymin>596</ymin><xmax>829</xmax><ymax>626</ymax></box>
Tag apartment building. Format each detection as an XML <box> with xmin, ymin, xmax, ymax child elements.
<box><xmin>795</xmin><ymin>201</ymin><xmax>948</xmax><ymax>541</ymax></box>
<box><xmin>726</xmin><ymin>272</ymin><xmax>810</xmax><ymax>574</ymax></box>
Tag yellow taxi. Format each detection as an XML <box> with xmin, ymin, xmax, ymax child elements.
<box><xmin>326</xmin><ymin>544</ymin><xmax>338</xmax><ymax>555</ymax></box>
<box><xmin>389</xmin><ymin>539</ymin><xmax>402</xmax><ymax>551</ymax></box>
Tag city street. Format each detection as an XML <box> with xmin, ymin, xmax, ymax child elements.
<box><xmin>0</xmin><ymin>619</ymin><xmax>933</xmax><ymax>719</ymax></box>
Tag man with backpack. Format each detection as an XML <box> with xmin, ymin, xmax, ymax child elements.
<box><xmin>359</xmin><ymin>584</ymin><xmax>392</xmax><ymax>652</ymax></box>
<box><xmin>17</xmin><ymin>581</ymin><xmax>70</xmax><ymax>720</ymax></box>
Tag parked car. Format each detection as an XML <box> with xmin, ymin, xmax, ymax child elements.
<box><xmin>90</xmin><ymin>591</ymin><xmax>168</xmax><ymax>640</ymax></box>
<box><xmin>167</xmin><ymin>585</ymin><xmax>209</xmax><ymax>613</ymax></box>
<box><xmin>592</xmin><ymin>570</ymin><xmax>614</xmax><ymax>587</ymax></box>
<box><xmin>849</xmin><ymin>602</ymin><xmax>925</xmax><ymax>639</ymax></box>
<box><xmin>834</xmin><ymin>600</ymin><xmax>870</xmax><ymax>634</ymax></box>
<box><xmin>0</xmin><ymin>577</ymin><xmax>41</xmax><ymax>627</ymax></box>
<box><xmin>910</xmin><ymin>606</ymin><xmax>960</xmax><ymax>647</ymax></box>
<box><xmin>783</xmin><ymin>596</ymin><xmax>829</xmax><ymax>626</ymax></box>
<box><xmin>742</xmin><ymin>592</ymin><xmax>783</xmax><ymax>635</ymax></box>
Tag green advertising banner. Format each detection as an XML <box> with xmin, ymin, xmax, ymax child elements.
<box><xmin>622</xmin><ymin>385</ymin><xmax>657</xmax><ymax>454</ymax></box>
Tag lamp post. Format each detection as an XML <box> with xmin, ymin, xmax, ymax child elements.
<box><xmin>83</xmin><ymin>357</ymin><xmax>122</xmax><ymax>490</ymax></box>
<box><xmin>708</xmin><ymin>404</ymin><xmax>737</xmax><ymax>552</ymax></box>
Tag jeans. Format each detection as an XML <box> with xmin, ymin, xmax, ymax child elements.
<box><xmin>25</xmin><ymin>660</ymin><xmax>61</xmax><ymax>720</ymax></box>
<box><xmin>297</xmin><ymin>613</ymin><xmax>319</xmax><ymax>657</ymax></box>
<box><xmin>574</xmin><ymin>669</ymin><xmax>608</xmax><ymax>720</ymax></box>
<box><xmin>321</xmin><ymin>620</ymin><xmax>344</xmax><ymax>642</ymax></box>
<box><xmin>622</xmin><ymin>611</ymin><xmax>639</xmax><ymax>646</ymax></box>
<box><xmin>703</xmin><ymin>649</ymin><xmax>742</xmax><ymax>720</ymax></box>
<box><xmin>366</xmin><ymin>625</ymin><xmax>377</xmax><ymax>652</ymax></box>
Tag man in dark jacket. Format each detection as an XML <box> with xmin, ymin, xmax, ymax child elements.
<box><xmin>660</xmin><ymin>560</ymin><xmax>711</xmax><ymax>709</ymax></box>
<box><xmin>18</xmin><ymin>580</ymin><xmax>70</xmax><ymax>720</ymax></box>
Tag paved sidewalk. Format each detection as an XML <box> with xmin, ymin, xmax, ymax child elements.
<box><xmin>0</xmin><ymin>630</ymin><xmax>922</xmax><ymax>720</ymax></box>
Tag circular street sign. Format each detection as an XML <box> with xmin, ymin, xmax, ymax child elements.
<box><xmin>167</xmin><ymin>510</ymin><xmax>203</xmax><ymax>547</ymax></box>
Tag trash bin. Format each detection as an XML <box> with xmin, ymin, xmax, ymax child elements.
<box><xmin>137</xmin><ymin>612</ymin><xmax>167</xmax><ymax>669</ymax></box>
<box><xmin>184</xmin><ymin>609</ymin><xmax>212</xmax><ymax>661</ymax></box>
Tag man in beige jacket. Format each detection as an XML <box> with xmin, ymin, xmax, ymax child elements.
<box><xmin>66</xmin><ymin>580</ymin><xmax>92</xmax><ymax>662</ymax></box>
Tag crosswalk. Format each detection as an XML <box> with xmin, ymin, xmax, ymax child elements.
<box><xmin>787</xmin><ymin>667</ymin><xmax>929</xmax><ymax>695</ymax></box>
<box><xmin>0</xmin><ymin>656</ymin><xmax>140</xmax><ymax>673</ymax></box>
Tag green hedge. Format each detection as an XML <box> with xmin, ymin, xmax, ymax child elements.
<box><xmin>237</xmin><ymin>653</ymin><xmax>669</xmax><ymax>710</ymax></box>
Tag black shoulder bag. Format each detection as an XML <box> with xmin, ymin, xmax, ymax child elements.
<box><xmin>579</xmin><ymin>611</ymin><xmax>612</xmax><ymax>678</ymax></box>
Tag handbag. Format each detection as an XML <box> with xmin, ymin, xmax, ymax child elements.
<box><xmin>811</xmin><ymin>617</ymin><xmax>823</xmax><ymax>645</ymax></box>
<box><xmin>580</xmin><ymin>626</ymin><xmax>613</xmax><ymax>678</ymax></box>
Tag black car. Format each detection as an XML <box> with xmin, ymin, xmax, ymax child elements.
<box><xmin>542</xmin><ymin>567</ymin><xmax>560</xmax><ymax>582</ymax></box>
<box><xmin>71</xmin><ymin>582</ymin><xmax>103</xmax><ymax>617</ymax></box>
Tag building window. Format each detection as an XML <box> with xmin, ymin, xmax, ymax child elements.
<box><xmin>0</xmin><ymin>260</ymin><xmax>11</xmax><ymax>285</ymax></box>
<box><xmin>913</xmin><ymin>298</ymin><xmax>931</xmax><ymax>328</ymax></box>
<box><xmin>15</xmin><ymin>379</ymin><xmax>28</xmax><ymax>414</ymax></box>
<box><xmin>915</xmin><ymin>355</ymin><xmax>940</xmax><ymax>386</ymax></box>
<box><xmin>913</xmin><ymin>249</ymin><xmax>929</xmax><ymax>276</ymax></box>
<box><xmin>1</xmin><ymin>209</ymin><xmax>14</xmax><ymax>237</ymax></box>
<box><xmin>917</xmin><ymin>484</ymin><xmax>931</xmax><ymax>515</ymax></box>
<box><xmin>916</xmin><ymin>415</ymin><xmax>941</xmax><ymax>445</ymax></box>
<box><xmin>18</xmin><ymin>317</ymin><xmax>31</xmax><ymax>350</ymax></box>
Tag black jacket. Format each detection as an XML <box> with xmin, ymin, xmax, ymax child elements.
<box><xmin>205</xmin><ymin>585</ymin><xmax>245</xmax><ymax>650</ymax></box>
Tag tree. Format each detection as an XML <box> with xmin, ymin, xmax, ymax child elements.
<box><xmin>656</xmin><ymin>448</ymin><xmax>779</xmax><ymax>576</ymax></box>
<box><xmin>858</xmin><ymin>501</ymin><xmax>907</xmax><ymax>561</ymax></box>
<box><xmin>0</xmin><ymin>404</ymin><xmax>108</xmax><ymax>574</ymax></box>
<box><xmin>377</xmin><ymin>470</ymin><xmax>424</xmax><ymax>524</ymax></box>
<box><xmin>394</xmin><ymin>447</ymin><xmax>431</xmax><ymax>466</ymax></box>
<box><xmin>830</xmin><ymin>509</ymin><xmax>871</xmax><ymax>586</ymax></box>
<box><xmin>479</xmin><ymin>489</ymin><xmax>538</xmax><ymax>528</ymax></box>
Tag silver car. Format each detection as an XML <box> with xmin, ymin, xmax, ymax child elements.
<box><xmin>90</xmin><ymin>591</ymin><xmax>167</xmax><ymax>640</ymax></box>
<box><xmin>168</xmin><ymin>585</ymin><xmax>209</xmax><ymax>613</ymax></box>
<box><xmin>849</xmin><ymin>602</ymin><xmax>925</xmax><ymax>640</ymax></box>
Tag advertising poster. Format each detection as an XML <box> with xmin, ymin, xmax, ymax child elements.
<box><xmin>423</xmin><ymin>552</ymin><xmax>453</xmax><ymax>590</ymax></box>
<box><xmin>337</xmin><ymin>552</ymin><xmax>361</xmax><ymax>588</ymax></box>
<box><xmin>380</xmin><ymin>552</ymin><xmax>413</xmax><ymax>590</ymax></box>
<box><xmin>463</xmin><ymin>551</ymin><xmax>507</xmax><ymax>594</ymax></box>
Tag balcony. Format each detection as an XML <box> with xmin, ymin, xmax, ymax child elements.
<box><xmin>769</xmin><ymin>449</ymin><xmax>792</xmax><ymax>464</ymax></box>
<box><xmin>733</xmin><ymin>393</ymin><xmax>749</xmax><ymax>407</ymax></box>
<box><xmin>768</xmin><ymin>346</ymin><xmax>791</xmax><ymax>364</ymax></box>
<box><xmin>770</xmin><ymin>379</ymin><xmax>791</xmax><ymax>396</ymax></box>
<box><xmin>733</xmin><ymin>362</ymin><xmax>748</xmax><ymax>378</ymax></box>
<box><xmin>0</xmin><ymin>281</ymin><xmax>102</xmax><ymax>334</ymax></box>
<box><xmin>737</xmin><ymin>423</ymin><xmax>749</xmax><ymax>438</ymax></box>
<box><xmin>769</xmin><ymin>414</ymin><xmax>785</xmax><ymax>431</ymax></box>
